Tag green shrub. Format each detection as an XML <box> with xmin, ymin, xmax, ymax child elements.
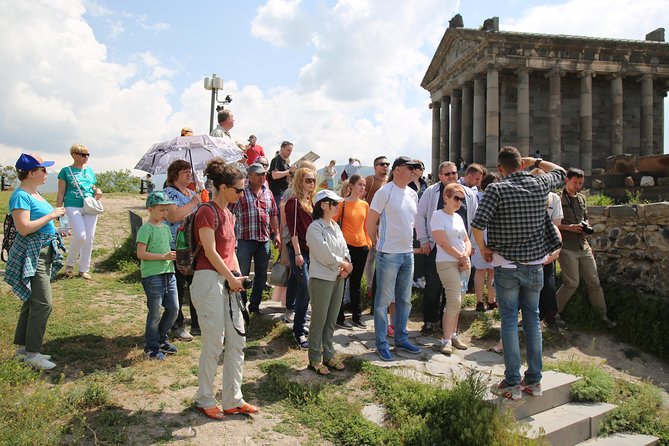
<box><xmin>469</xmin><ymin>311</ymin><xmax>495</xmax><ymax>338</ymax></box>
<box><xmin>546</xmin><ymin>358</ymin><xmax>614</xmax><ymax>402</ymax></box>
<box><xmin>96</xmin><ymin>169</ymin><xmax>141</xmax><ymax>193</ymax></box>
<box><xmin>587</xmin><ymin>193</ymin><xmax>614</xmax><ymax>206</ymax></box>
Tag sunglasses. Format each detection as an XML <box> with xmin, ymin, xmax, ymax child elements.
<box><xmin>452</xmin><ymin>196</ymin><xmax>465</xmax><ymax>202</ymax></box>
<box><xmin>304</xmin><ymin>178</ymin><xmax>316</xmax><ymax>184</ymax></box>
<box><xmin>441</xmin><ymin>171</ymin><xmax>457</xmax><ymax>176</ymax></box>
<box><xmin>77</xmin><ymin>153</ymin><xmax>90</xmax><ymax>158</ymax></box>
<box><xmin>231</xmin><ymin>186</ymin><xmax>245</xmax><ymax>194</ymax></box>
<box><xmin>375</xmin><ymin>162</ymin><xmax>390</xmax><ymax>167</ymax></box>
<box><xmin>327</xmin><ymin>200</ymin><xmax>340</xmax><ymax>206</ymax></box>
<box><xmin>34</xmin><ymin>167</ymin><xmax>47</xmax><ymax>173</ymax></box>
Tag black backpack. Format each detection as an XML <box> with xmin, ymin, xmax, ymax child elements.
<box><xmin>175</xmin><ymin>202</ymin><xmax>220</xmax><ymax>275</ymax></box>
<box><xmin>1</xmin><ymin>213</ymin><xmax>16</xmax><ymax>262</ymax></box>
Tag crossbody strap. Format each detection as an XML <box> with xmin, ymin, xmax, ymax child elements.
<box><xmin>67</xmin><ymin>166</ymin><xmax>85</xmax><ymax>197</ymax></box>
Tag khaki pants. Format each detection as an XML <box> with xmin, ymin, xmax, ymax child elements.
<box><xmin>307</xmin><ymin>277</ymin><xmax>344</xmax><ymax>364</ymax></box>
<box><xmin>556</xmin><ymin>243</ymin><xmax>608</xmax><ymax>318</ymax></box>
<box><xmin>14</xmin><ymin>246</ymin><xmax>53</xmax><ymax>353</ymax></box>
<box><xmin>190</xmin><ymin>270</ymin><xmax>246</xmax><ymax>410</ymax></box>
<box><xmin>436</xmin><ymin>261</ymin><xmax>462</xmax><ymax>314</ymax></box>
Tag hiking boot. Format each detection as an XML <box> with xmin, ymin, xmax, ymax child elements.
<box><xmin>492</xmin><ymin>380</ymin><xmax>522</xmax><ymax>401</ymax></box>
<box><xmin>451</xmin><ymin>335</ymin><xmax>468</xmax><ymax>350</ymax></box>
<box><xmin>475</xmin><ymin>301</ymin><xmax>486</xmax><ymax>312</ymax></box>
<box><xmin>520</xmin><ymin>379</ymin><xmax>543</xmax><ymax>397</ymax></box>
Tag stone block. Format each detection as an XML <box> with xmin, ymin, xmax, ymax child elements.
<box><xmin>637</xmin><ymin>154</ymin><xmax>669</xmax><ymax>174</ymax></box>
<box><xmin>643</xmin><ymin>229</ymin><xmax>669</xmax><ymax>252</ymax></box>
<box><xmin>607</xmin><ymin>227</ymin><xmax>621</xmax><ymax>239</ymax></box>
<box><xmin>608</xmin><ymin>205</ymin><xmax>637</xmax><ymax>218</ymax></box>
<box><xmin>590</xmin><ymin>236</ymin><xmax>610</xmax><ymax>250</ymax></box>
<box><xmin>592</xmin><ymin>179</ymin><xmax>604</xmax><ymax>190</ymax></box>
<box><xmin>606</xmin><ymin>153</ymin><xmax>636</xmax><ymax>174</ymax></box>
<box><xmin>593</xmin><ymin>223</ymin><xmax>606</xmax><ymax>233</ymax></box>
<box><xmin>587</xmin><ymin>206</ymin><xmax>607</xmax><ymax>216</ymax></box>
<box><xmin>639</xmin><ymin>202</ymin><xmax>669</xmax><ymax>219</ymax></box>
<box><xmin>613</xmin><ymin>232</ymin><xmax>644</xmax><ymax>249</ymax></box>
<box><xmin>640</xmin><ymin>176</ymin><xmax>655</xmax><ymax>186</ymax></box>
<box><xmin>657</xmin><ymin>177</ymin><xmax>669</xmax><ymax>186</ymax></box>
<box><xmin>625</xmin><ymin>176</ymin><xmax>635</xmax><ymax>187</ymax></box>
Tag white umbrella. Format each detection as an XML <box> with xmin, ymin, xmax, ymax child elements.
<box><xmin>134</xmin><ymin>135</ymin><xmax>244</xmax><ymax>174</ymax></box>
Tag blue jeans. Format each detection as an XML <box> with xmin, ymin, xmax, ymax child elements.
<box><xmin>142</xmin><ymin>273</ymin><xmax>179</xmax><ymax>352</ymax></box>
<box><xmin>288</xmin><ymin>246</ymin><xmax>310</xmax><ymax>337</ymax></box>
<box><xmin>494</xmin><ymin>265</ymin><xmax>544</xmax><ymax>385</ymax></box>
<box><xmin>236</xmin><ymin>239</ymin><xmax>271</xmax><ymax>310</ymax></box>
<box><xmin>374</xmin><ymin>251</ymin><xmax>413</xmax><ymax>351</ymax></box>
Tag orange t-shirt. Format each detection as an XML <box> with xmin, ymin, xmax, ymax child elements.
<box><xmin>333</xmin><ymin>199</ymin><xmax>371</xmax><ymax>247</ymax></box>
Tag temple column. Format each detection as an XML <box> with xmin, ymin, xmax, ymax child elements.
<box><xmin>431</xmin><ymin>100</ymin><xmax>441</xmax><ymax>180</ymax></box>
<box><xmin>611</xmin><ymin>74</ymin><xmax>623</xmax><ymax>156</ymax></box>
<box><xmin>579</xmin><ymin>70</ymin><xmax>594</xmax><ymax>173</ymax></box>
<box><xmin>640</xmin><ymin>73</ymin><xmax>654</xmax><ymax>156</ymax></box>
<box><xmin>461</xmin><ymin>81</ymin><xmax>473</xmax><ymax>164</ymax></box>
<box><xmin>548</xmin><ymin>69</ymin><xmax>563</xmax><ymax>165</ymax></box>
<box><xmin>486</xmin><ymin>65</ymin><xmax>500</xmax><ymax>169</ymax></box>
<box><xmin>451</xmin><ymin>89</ymin><xmax>462</xmax><ymax>162</ymax></box>
<box><xmin>440</xmin><ymin>96</ymin><xmax>450</xmax><ymax>166</ymax></box>
<box><xmin>517</xmin><ymin>68</ymin><xmax>530</xmax><ymax>156</ymax></box>
<box><xmin>473</xmin><ymin>75</ymin><xmax>486</xmax><ymax>164</ymax></box>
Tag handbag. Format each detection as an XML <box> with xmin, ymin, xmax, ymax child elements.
<box><xmin>269</xmin><ymin>253</ymin><xmax>289</xmax><ymax>287</ymax></box>
<box><xmin>68</xmin><ymin>167</ymin><xmax>104</xmax><ymax>215</ymax></box>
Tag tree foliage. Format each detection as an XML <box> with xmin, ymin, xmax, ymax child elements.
<box><xmin>0</xmin><ymin>165</ymin><xmax>18</xmax><ymax>189</ymax></box>
<box><xmin>96</xmin><ymin>169</ymin><xmax>140</xmax><ymax>193</ymax></box>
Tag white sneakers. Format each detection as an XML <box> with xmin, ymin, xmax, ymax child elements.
<box><xmin>24</xmin><ymin>354</ymin><xmax>57</xmax><ymax>370</ymax></box>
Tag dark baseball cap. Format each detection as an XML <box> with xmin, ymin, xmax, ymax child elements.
<box><xmin>391</xmin><ymin>156</ymin><xmax>422</xmax><ymax>170</ymax></box>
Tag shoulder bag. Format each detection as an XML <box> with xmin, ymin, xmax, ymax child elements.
<box><xmin>68</xmin><ymin>167</ymin><xmax>104</xmax><ymax>215</ymax></box>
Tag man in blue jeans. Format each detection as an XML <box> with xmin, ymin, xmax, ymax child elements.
<box><xmin>231</xmin><ymin>163</ymin><xmax>280</xmax><ymax>314</ymax></box>
<box><xmin>366</xmin><ymin>156</ymin><xmax>423</xmax><ymax>361</ymax></box>
<box><xmin>471</xmin><ymin>147</ymin><xmax>565</xmax><ymax>400</ymax></box>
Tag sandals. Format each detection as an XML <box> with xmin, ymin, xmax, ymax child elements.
<box><xmin>324</xmin><ymin>357</ymin><xmax>345</xmax><ymax>371</ymax></box>
<box><xmin>223</xmin><ymin>402</ymin><xmax>259</xmax><ymax>414</ymax></box>
<box><xmin>308</xmin><ymin>361</ymin><xmax>331</xmax><ymax>376</ymax></box>
<box><xmin>64</xmin><ymin>267</ymin><xmax>74</xmax><ymax>278</ymax></box>
<box><xmin>195</xmin><ymin>405</ymin><xmax>225</xmax><ymax>420</ymax></box>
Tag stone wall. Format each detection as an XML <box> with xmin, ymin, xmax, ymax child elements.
<box><xmin>587</xmin><ymin>202</ymin><xmax>669</xmax><ymax>297</ymax></box>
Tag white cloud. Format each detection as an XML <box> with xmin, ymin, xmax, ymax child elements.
<box><xmin>251</xmin><ymin>0</ymin><xmax>312</xmax><ymax>48</ymax></box>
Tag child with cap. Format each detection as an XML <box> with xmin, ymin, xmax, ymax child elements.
<box><xmin>136</xmin><ymin>191</ymin><xmax>180</xmax><ymax>360</ymax></box>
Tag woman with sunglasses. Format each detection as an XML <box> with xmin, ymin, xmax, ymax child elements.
<box><xmin>284</xmin><ymin>167</ymin><xmax>316</xmax><ymax>349</ymax></box>
<box><xmin>431</xmin><ymin>183</ymin><xmax>472</xmax><ymax>355</ymax></box>
<box><xmin>56</xmin><ymin>143</ymin><xmax>103</xmax><ymax>280</ymax></box>
<box><xmin>305</xmin><ymin>190</ymin><xmax>352</xmax><ymax>375</ymax></box>
<box><xmin>190</xmin><ymin>158</ymin><xmax>258</xmax><ymax>419</ymax></box>
<box><xmin>6</xmin><ymin>153</ymin><xmax>66</xmax><ymax>370</ymax></box>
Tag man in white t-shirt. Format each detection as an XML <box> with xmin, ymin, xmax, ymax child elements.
<box><xmin>366</xmin><ymin>156</ymin><xmax>423</xmax><ymax>361</ymax></box>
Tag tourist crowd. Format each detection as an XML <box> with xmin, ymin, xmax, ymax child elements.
<box><xmin>4</xmin><ymin>108</ymin><xmax>617</xmax><ymax>418</ymax></box>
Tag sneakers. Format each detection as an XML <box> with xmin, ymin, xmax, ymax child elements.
<box><xmin>351</xmin><ymin>318</ymin><xmax>366</xmax><ymax>329</ymax></box>
<box><xmin>520</xmin><ymin>379</ymin><xmax>543</xmax><ymax>397</ymax></box>
<box><xmin>295</xmin><ymin>334</ymin><xmax>308</xmax><ymax>349</ymax></box>
<box><xmin>395</xmin><ymin>341</ymin><xmax>422</xmax><ymax>354</ymax></box>
<box><xmin>336</xmin><ymin>320</ymin><xmax>354</xmax><ymax>330</ymax></box>
<box><xmin>487</xmin><ymin>301</ymin><xmax>498</xmax><ymax>311</ymax></box>
<box><xmin>25</xmin><ymin>354</ymin><xmax>56</xmax><ymax>370</ymax></box>
<box><xmin>492</xmin><ymin>380</ymin><xmax>523</xmax><ymax>401</ymax></box>
<box><xmin>376</xmin><ymin>347</ymin><xmax>394</xmax><ymax>361</ymax></box>
<box><xmin>248</xmin><ymin>306</ymin><xmax>262</xmax><ymax>315</ymax></box>
<box><xmin>172</xmin><ymin>327</ymin><xmax>193</xmax><ymax>341</ymax></box>
<box><xmin>475</xmin><ymin>301</ymin><xmax>486</xmax><ymax>312</ymax></box>
<box><xmin>386</xmin><ymin>324</ymin><xmax>395</xmax><ymax>337</ymax></box>
<box><xmin>159</xmin><ymin>341</ymin><xmax>178</xmax><ymax>355</ymax></box>
<box><xmin>15</xmin><ymin>347</ymin><xmax>51</xmax><ymax>361</ymax></box>
<box><xmin>420</xmin><ymin>322</ymin><xmax>436</xmax><ymax>336</ymax></box>
<box><xmin>190</xmin><ymin>326</ymin><xmax>201</xmax><ymax>336</ymax></box>
<box><xmin>451</xmin><ymin>335</ymin><xmax>468</xmax><ymax>350</ymax></box>
<box><xmin>145</xmin><ymin>350</ymin><xmax>166</xmax><ymax>360</ymax></box>
<box><xmin>284</xmin><ymin>310</ymin><xmax>295</xmax><ymax>323</ymax></box>
<box><xmin>440</xmin><ymin>339</ymin><xmax>453</xmax><ymax>355</ymax></box>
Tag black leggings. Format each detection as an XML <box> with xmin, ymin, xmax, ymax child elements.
<box><xmin>337</xmin><ymin>245</ymin><xmax>369</xmax><ymax>322</ymax></box>
<box><xmin>173</xmin><ymin>266</ymin><xmax>198</xmax><ymax>330</ymax></box>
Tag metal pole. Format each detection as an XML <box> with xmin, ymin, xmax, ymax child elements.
<box><xmin>209</xmin><ymin>89</ymin><xmax>216</xmax><ymax>135</ymax></box>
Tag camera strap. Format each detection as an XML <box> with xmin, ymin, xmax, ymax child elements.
<box><xmin>228</xmin><ymin>290</ymin><xmax>249</xmax><ymax>337</ymax></box>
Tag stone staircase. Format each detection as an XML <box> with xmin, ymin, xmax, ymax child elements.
<box><xmin>497</xmin><ymin>371</ymin><xmax>658</xmax><ymax>446</ymax></box>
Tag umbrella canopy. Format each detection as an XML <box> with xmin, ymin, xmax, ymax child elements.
<box><xmin>134</xmin><ymin>135</ymin><xmax>244</xmax><ymax>174</ymax></box>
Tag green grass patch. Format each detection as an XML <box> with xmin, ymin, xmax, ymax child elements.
<box><xmin>545</xmin><ymin>358</ymin><xmax>614</xmax><ymax>402</ymax></box>
<box><xmin>469</xmin><ymin>311</ymin><xmax>496</xmax><ymax>339</ymax></box>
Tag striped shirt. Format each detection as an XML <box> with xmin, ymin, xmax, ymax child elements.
<box><xmin>230</xmin><ymin>184</ymin><xmax>277</xmax><ymax>242</ymax></box>
<box><xmin>471</xmin><ymin>169</ymin><xmax>566</xmax><ymax>263</ymax></box>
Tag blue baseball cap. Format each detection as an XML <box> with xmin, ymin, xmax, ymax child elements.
<box><xmin>15</xmin><ymin>153</ymin><xmax>55</xmax><ymax>172</ymax></box>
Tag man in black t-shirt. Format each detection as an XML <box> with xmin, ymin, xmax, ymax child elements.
<box><xmin>268</xmin><ymin>141</ymin><xmax>296</xmax><ymax>222</ymax></box>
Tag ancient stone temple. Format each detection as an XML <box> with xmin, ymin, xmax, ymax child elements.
<box><xmin>422</xmin><ymin>15</ymin><xmax>669</xmax><ymax>177</ymax></box>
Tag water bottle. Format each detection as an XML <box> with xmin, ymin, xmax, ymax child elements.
<box><xmin>58</xmin><ymin>215</ymin><xmax>69</xmax><ymax>236</ymax></box>
<box><xmin>460</xmin><ymin>270</ymin><xmax>468</xmax><ymax>296</ymax></box>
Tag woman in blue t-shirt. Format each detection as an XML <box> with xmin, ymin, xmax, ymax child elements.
<box><xmin>56</xmin><ymin>143</ymin><xmax>103</xmax><ymax>280</ymax></box>
<box><xmin>5</xmin><ymin>153</ymin><xmax>66</xmax><ymax>370</ymax></box>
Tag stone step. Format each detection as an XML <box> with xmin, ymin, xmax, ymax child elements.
<box><xmin>520</xmin><ymin>401</ymin><xmax>617</xmax><ymax>446</ymax></box>
<box><xmin>577</xmin><ymin>433</ymin><xmax>659</xmax><ymax>445</ymax></box>
<box><xmin>499</xmin><ymin>371</ymin><xmax>581</xmax><ymax>419</ymax></box>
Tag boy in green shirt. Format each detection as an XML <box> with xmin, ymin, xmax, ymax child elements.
<box><xmin>136</xmin><ymin>192</ymin><xmax>179</xmax><ymax>360</ymax></box>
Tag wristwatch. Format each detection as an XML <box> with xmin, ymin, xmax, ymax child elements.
<box><xmin>534</xmin><ymin>158</ymin><xmax>543</xmax><ymax>168</ymax></box>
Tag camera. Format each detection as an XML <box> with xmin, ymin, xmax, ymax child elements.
<box><xmin>226</xmin><ymin>271</ymin><xmax>253</xmax><ymax>291</ymax></box>
<box><xmin>580</xmin><ymin>221</ymin><xmax>594</xmax><ymax>235</ymax></box>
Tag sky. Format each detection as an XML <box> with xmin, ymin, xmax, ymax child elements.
<box><xmin>0</xmin><ymin>0</ymin><xmax>668</xmax><ymax>182</ymax></box>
